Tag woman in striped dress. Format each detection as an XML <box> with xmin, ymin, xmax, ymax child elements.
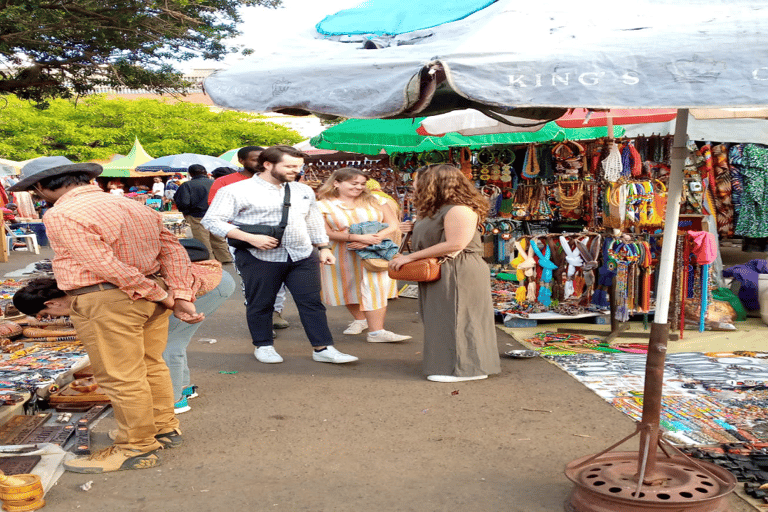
<box><xmin>317</xmin><ymin>168</ymin><xmax>411</xmax><ymax>343</ymax></box>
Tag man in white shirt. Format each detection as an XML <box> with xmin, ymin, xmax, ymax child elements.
<box><xmin>202</xmin><ymin>145</ymin><xmax>357</xmax><ymax>364</ymax></box>
<box><xmin>151</xmin><ymin>177</ymin><xmax>165</xmax><ymax>198</ymax></box>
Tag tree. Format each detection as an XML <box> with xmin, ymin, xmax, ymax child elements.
<box><xmin>0</xmin><ymin>95</ymin><xmax>303</xmax><ymax>161</ymax></box>
<box><xmin>0</xmin><ymin>0</ymin><xmax>280</xmax><ymax>104</ymax></box>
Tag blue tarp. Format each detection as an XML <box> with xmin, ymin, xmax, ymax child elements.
<box><xmin>316</xmin><ymin>0</ymin><xmax>496</xmax><ymax>36</ymax></box>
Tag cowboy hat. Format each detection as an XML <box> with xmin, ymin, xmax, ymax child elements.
<box><xmin>8</xmin><ymin>156</ymin><xmax>102</xmax><ymax>192</ymax></box>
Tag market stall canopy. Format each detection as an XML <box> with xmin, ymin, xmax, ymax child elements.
<box><xmin>0</xmin><ymin>158</ymin><xmax>21</xmax><ymax>176</ymax></box>
<box><xmin>310</xmin><ymin>117</ymin><xmax>621</xmax><ymax>155</ymax></box>
<box><xmin>100</xmin><ymin>139</ymin><xmax>154</xmax><ymax>177</ymax></box>
<box><xmin>618</xmin><ymin>110</ymin><xmax>768</xmax><ymax>144</ymax></box>
<box><xmin>0</xmin><ymin>158</ymin><xmax>35</xmax><ymax>175</ymax></box>
<box><xmin>417</xmin><ymin>109</ymin><xmax>676</xmax><ymax>137</ymax></box>
<box><xmin>204</xmin><ymin>0</ymin><xmax>768</xmax><ymax>119</ymax></box>
<box><xmin>135</xmin><ymin>153</ymin><xmax>237</xmax><ymax>174</ymax></box>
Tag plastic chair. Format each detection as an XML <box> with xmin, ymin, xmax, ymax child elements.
<box><xmin>4</xmin><ymin>224</ymin><xmax>39</xmax><ymax>255</ymax></box>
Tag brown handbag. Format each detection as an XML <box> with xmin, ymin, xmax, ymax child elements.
<box><xmin>387</xmin><ymin>232</ymin><xmax>444</xmax><ymax>282</ymax></box>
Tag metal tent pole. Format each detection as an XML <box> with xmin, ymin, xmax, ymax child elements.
<box><xmin>635</xmin><ymin>108</ymin><xmax>688</xmax><ymax>480</ymax></box>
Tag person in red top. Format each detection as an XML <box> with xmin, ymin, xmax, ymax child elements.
<box><xmin>207</xmin><ymin>145</ymin><xmax>264</xmax><ymax>205</ymax></box>
<box><xmin>9</xmin><ymin>156</ymin><xmax>203</xmax><ymax>474</ymax></box>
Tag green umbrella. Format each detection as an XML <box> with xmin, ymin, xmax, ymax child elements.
<box><xmin>101</xmin><ymin>138</ymin><xmax>155</xmax><ymax>177</ymax></box>
<box><xmin>310</xmin><ymin>117</ymin><xmax>622</xmax><ymax>155</ymax></box>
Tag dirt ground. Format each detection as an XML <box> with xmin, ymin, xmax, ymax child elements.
<box><xmin>1</xmin><ymin>245</ymin><xmax>756</xmax><ymax>512</ymax></box>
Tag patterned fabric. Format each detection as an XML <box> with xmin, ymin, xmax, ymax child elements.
<box><xmin>44</xmin><ymin>185</ymin><xmax>195</xmax><ymax>302</ymax></box>
<box><xmin>191</xmin><ymin>260</ymin><xmax>223</xmax><ymax>297</ymax></box>
<box><xmin>203</xmin><ymin>176</ymin><xmax>328</xmax><ymax>263</ymax></box>
<box><xmin>696</xmin><ymin>144</ymin><xmax>717</xmax><ymax>201</ymax></box>
<box><xmin>711</xmin><ymin>144</ymin><xmax>734</xmax><ymax>237</ymax></box>
<box><xmin>735</xmin><ymin>144</ymin><xmax>768</xmax><ymax>238</ymax></box>
<box><xmin>728</xmin><ymin>144</ymin><xmax>745</xmax><ymax>227</ymax></box>
<box><xmin>318</xmin><ymin>197</ymin><xmax>397</xmax><ymax>310</ymax></box>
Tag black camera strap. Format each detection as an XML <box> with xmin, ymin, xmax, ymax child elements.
<box><xmin>278</xmin><ymin>184</ymin><xmax>291</xmax><ymax>229</ymax></box>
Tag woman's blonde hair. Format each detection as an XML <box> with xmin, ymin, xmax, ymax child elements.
<box><xmin>316</xmin><ymin>167</ymin><xmax>377</xmax><ymax>207</ymax></box>
<box><xmin>413</xmin><ymin>164</ymin><xmax>489</xmax><ymax>219</ymax></box>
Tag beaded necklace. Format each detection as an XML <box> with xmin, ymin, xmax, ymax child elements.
<box><xmin>557</xmin><ymin>181</ymin><xmax>584</xmax><ymax>216</ymax></box>
<box><xmin>602</xmin><ymin>142</ymin><xmax>623</xmax><ymax>182</ymax></box>
<box><xmin>521</xmin><ymin>144</ymin><xmax>541</xmax><ymax>179</ymax></box>
<box><xmin>607</xmin><ymin>239</ymin><xmax>640</xmax><ymax>322</ymax></box>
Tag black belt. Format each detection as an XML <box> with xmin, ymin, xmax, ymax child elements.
<box><xmin>65</xmin><ymin>273</ymin><xmax>162</xmax><ymax>296</ymax></box>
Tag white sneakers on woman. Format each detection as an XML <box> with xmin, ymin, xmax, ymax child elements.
<box><xmin>426</xmin><ymin>375</ymin><xmax>488</xmax><ymax>383</ymax></box>
<box><xmin>343</xmin><ymin>319</ymin><xmax>368</xmax><ymax>334</ymax></box>
<box><xmin>366</xmin><ymin>330</ymin><xmax>412</xmax><ymax>343</ymax></box>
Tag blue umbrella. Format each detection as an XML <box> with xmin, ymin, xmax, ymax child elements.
<box><xmin>135</xmin><ymin>153</ymin><xmax>237</xmax><ymax>173</ymax></box>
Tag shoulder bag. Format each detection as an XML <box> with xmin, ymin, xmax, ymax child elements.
<box><xmin>227</xmin><ymin>185</ymin><xmax>291</xmax><ymax>250</ymax></box>
<box><xmin>387</xmin><ymin>232</ymin><xmax>444</xmax><ymax>282</ymax></box>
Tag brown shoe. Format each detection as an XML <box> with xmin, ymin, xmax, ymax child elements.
<box><xmin>272</xmin><ymin>311</ymin><xmax>289</xmax><ymax>329</ymax></box>
<box><xmin>108</xmin><ymin>429</ymin><xmax>183</xmax><ymax>449</ymax></box>
<box><xmin>63</xmin><ymin>445</ymin><xmax>159</xmax><ymax>473</ymax></box>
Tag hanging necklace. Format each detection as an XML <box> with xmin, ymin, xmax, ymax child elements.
<box><xmin>522</xmin><ymin>144</ymin><xmax>541</xmax><ymax>179</ymax></box>
<box><xmin>558</xmin><ymin>181</ymin><xmax>585</xmax><ymax>213</ymax></box>
<box><xmin>607</xmin><ymin>239</ymin><xmax>640</xmax><ymax>322</ymax></box>
<box><xmin>602</xmin><ymin>142</ymin><xmax>623</xmax><ymax>182</ymax></box>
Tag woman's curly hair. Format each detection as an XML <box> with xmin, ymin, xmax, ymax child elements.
<box><xmin>413</xmin><ymin>164</ymin><xmax>489</xmax><ymax>219</ymax></box>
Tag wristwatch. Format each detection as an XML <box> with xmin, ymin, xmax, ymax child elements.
<box><xmin>317</xmin><ymin>245</ymin><xmax>332</xmax><ymax>251</ymax></box>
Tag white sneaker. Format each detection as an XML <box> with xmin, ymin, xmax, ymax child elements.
<box><xmin>343</xmin><ymin>319</ymin><xmax>368</xmax><ymax>335</ymax></box>
<box><xmin>427</xmin><ymin>375</ymin><xmax>488</xmax><ymax>383</ymax></box>
<box><xmin>312</xmin><ymin>346</ymin><xmax>358</xmax><ymax>364</ymax></box>
<box><xmin>366</xmin><ymin>330</ymin><xmax>412</xmax><ymax>343</ymax></box>
<box><xmin>254</xmin><ymin>345</ymin><xmax>283</xmax><ymax>364</ymax></box>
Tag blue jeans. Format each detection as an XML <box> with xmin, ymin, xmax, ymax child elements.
<box><xmin>234</xmin><ymin>249</ymin><xmax>333</xmax><ymax>348</ymax></box>
<box><xmin>162</xmin><ymin>271</ymin><xmax>236</xmax><ymax>401</ymax></box>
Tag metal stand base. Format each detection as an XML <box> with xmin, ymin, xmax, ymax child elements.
<box><xmin>565</xmin><ymin>450</ymin><xmax>735</xmax><ymax>512</ymax></box>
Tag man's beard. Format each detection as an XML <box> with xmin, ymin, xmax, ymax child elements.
<box><xmin>271</xmin><ymin>170</ymin><xmax>295</xmax><ymax>183</ymax></box>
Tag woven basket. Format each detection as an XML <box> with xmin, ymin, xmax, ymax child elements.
<box><xmin>0</xmin><ymin>322</ymin><xmax>23</xmax><ymax>339</ymax></box>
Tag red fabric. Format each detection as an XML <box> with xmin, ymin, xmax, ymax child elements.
<box><xmin>687</xmin><ymin>230</ymin><xmax>717</xmax><ymax>265</ymax></box>
<box><xmin>208</xmin><ymin>172</ymin><xmax>248</xmax><ymax>204</ymax></box>
<box><xmin>44</xmin><ymin>185</ymin><xmax>195</xmax><ymax>301</ymax></box>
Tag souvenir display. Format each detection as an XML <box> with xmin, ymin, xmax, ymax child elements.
<box><xmin>383</xmin><ymin>134</ymin><xmax>753</xmax><ymax>325</ymax></box>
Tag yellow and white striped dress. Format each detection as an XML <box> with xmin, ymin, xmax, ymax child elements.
<box><xmin>318</xmin><ymin>197</ymin><xmax>398</xmax><ymax>311</ymax></box>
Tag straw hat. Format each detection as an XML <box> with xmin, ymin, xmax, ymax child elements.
<box><xmin>8</xmin><ymin>156</ymin><xmax>102</xmax><ymax>192</ymax></box>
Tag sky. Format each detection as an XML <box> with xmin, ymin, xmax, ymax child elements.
<box><xmin>180</xmin><ymin>0</ymin><xmax>361</xmax><ymax>72</ymax></box>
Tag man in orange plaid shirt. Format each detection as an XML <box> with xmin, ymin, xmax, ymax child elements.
<box><xmin>10</xmin><ymin>156</ymin><xmax>203</xmax><ymax>474</ymax></box>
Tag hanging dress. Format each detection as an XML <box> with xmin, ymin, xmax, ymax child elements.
<box><xmin>318</xmin><ymin>197</ymin><xmax>398</xmax><ymax>311</ymax></box>
<box><xmin>412</xmin><ymin>205</ymin><xmax>501</xmax><ymax>377</ymax></box>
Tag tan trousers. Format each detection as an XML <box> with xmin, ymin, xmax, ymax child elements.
<box><xmin>184</xmin><ymin>215</ymin><xmax>232</xmax><ymax>263</ymax></box>
<box><xmin>70</xmin><ymin>287</ymin><xmax>178</xmax><ymax>453</ymax></box>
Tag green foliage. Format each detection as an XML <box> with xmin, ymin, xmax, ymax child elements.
<box><xmin>0</xmin><ymin>95</ymin><xmax>302</xmax><ymax>161</ymax></box>
<box><xmin>0</xmin><ymin>0</ymin><xmax>281</xmax><ymax>104</ymax></box>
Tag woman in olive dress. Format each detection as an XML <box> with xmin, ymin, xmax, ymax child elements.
<box><xmin>390</xmin><ymin>164</ymin><xmax>500</xmax><ymax>382</ymax></box>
